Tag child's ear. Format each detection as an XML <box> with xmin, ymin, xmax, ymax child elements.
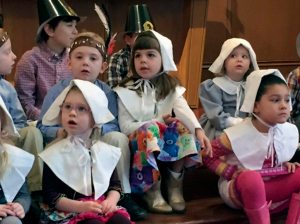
<box><xmin>253</xmin><ymin>102</ymin><xmax>259</xmax><ymax>113</ymax></box>
<box><xmin>100</xmin><ymin>61</ymin><xmax>108</xmax><ymax>73</ymax></box>
<box><xmin>44</xmin><ymin>24</ymin><xmax>54</xmax><ymax>37</ymax></box>
<box><xmin>67</xmin><ymin>57</ymin><xmax>72</xmax><ymax>71</ymax></box>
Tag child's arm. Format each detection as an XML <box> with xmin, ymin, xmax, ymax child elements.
<box><xmin>118</xmin><ymin>99</ymin><xmax>148</xmax><ymax>135</ymax></box>
<box><xmin>203</xmin><ymin>134</ymin><xmax>239</xmax><ymax>180</ymax></box>
<box><xmin>101</xmin><ymin>170</ymin><xmax>122</xmax><ymax>215</ymax></box>
<box><xmin>199</xmin><ymin>80</ymin><xmax>237</xmax><ymax>130</ymax></box>
<box><xmin>12</xmin><ymin>181</ymin><xmax>31</xmax><ymax>218</ymax></box>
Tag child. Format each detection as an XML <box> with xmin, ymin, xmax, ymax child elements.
<box><xmin>0</xmin><ymin>96</ymin><xmax>34</xmax><ymax>224</ymax></box>
<box><xmin>37</xmin><ymin>32</ymin><xmax>147</xmax><ymax>221</ymax></box>
<box><xmin>0</xmin><ymin>28</ymin><xmax>43</xmax><ymax>193</ymax></box>
<box><xmin>114</xmin><ymin>30</ymin><xmax>212</xmax><ymax>214</ymax></box>
<box><xmin>203</xmin><ymin>69</ymin><xmax>300</xmax><ymax>223</ymax></box>
<box><xmin>39</xmin><ymin>79</ymin><xmax>133</xmax><ymax>224</ymax></box>
<box><xmin>107</xmin><ymin>3</ymin><xmax>155</xmax><ymax>87</ymax></box>
<box><xmin>199</xmin><ymin>38</ymin><xmax>259</xmax><ymax>140</ymax></box>
<box><xmin>14</xmin><ymin>0</ymin><xmax>80</xmax><ymax>121</ymax></box>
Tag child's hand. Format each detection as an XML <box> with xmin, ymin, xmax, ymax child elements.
<box><xmin>195</xmin><ymin>128</ymin><xmax>212</xmax><ymax>157</ymax></box>
<box><xmin>162</xmin><ymin>114</ymin><xmax>176</xmax><ymax>125</ymax></box>
<box><xmin>9</xmin><ymin>202</ymin><xmax>25</xmax><ymax>219</ymax></box>
<box><xmin>100</xmin><ymin>199</ymin><xmax>117</xmax><ymax>216</ymax></box>
<box><xmin>0</xmin><ymin>204</ymin><xmax>15</xmax><ymax>218</ymax></box>
<box><xmin>79</xmin><ymin>201</ymin><xmax>103</xmax><ymax>214</ymax></box>
<box><xmin>284</xmin><ymin>162</ymin><xmax>300</xmax><ymax>173</ymax></box>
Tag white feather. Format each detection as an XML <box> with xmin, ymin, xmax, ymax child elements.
<box><xmin>94</xmin><ymin>3</ymin><xmax>109</xmax><ymax>35</ymax></box>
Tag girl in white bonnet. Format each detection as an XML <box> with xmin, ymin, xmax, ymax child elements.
<box><xmin>203</xmin><ymin>69</ymin><xmax>300</xmax><ymax>224</ymax></box>
<box><xmin>0</xmin><ymin>96</ymin><xmax>34</xmax><ymax>224</ymax></box>
<box><xmin>39</xmin><ymin>80</ymin><xmax>133</xmax><ymax>224</ymax></box>
<box><xmin>114</xmin><ymin>30</ymin><xmax>212</xmax><ymax>214</ymax></box>
<box><xmin>199</xmin><ymin>38</ymin><xmax>259</xmax><ymax>140</ymax></box>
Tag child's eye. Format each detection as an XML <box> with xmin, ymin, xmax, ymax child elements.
<box><xmin>230</xmin><ymin>54</ymin><xmax>236</xmax><ymax>58</ymax></box>
<box><xmin>242</xmin><ymin>55</ymin><xmax>249</xmax><ymax>59</ymax></box>
<box><xmin>75</xmin><ymin>55</ymin><xmax>83</xmax><ymax>59</ymax></box>
<box><xmin>63</xmin><ymin>103</ymin><xmax>72</xmax><ymax>110</ymax></box>
<box><xmin>78</xmin><ymin>106</ymin><xmax>88</xmax><ymax>112</ymax></box>
<box><xmin>148</xmin><ymin>53</ymin><xmax>155</xmax><ymax>57</ymax></box>
<box><xmin>134</xmin><ymin>53</ymin><xmax>141</xmax><ymax>58</ymax></box>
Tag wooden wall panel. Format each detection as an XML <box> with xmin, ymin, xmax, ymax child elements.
<box><xmin>203</xmin><ymin>0</ymin><xmax>300</xmax><ymax>83</ymax></box>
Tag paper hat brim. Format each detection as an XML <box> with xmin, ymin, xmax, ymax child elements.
<box><xmin>209</xmin><ymin>38</ymin><xmax>259</xmax><ymax>74</ymax></box>
<box><xmin>0</xmin><ymin>96</ymin><xmax>19</xmax><ymax>137</ymax></box>
<box><xmin>150</xmin><ymin>30</ymin><xmax>177</xmax><ymax>73</ymax></box>
<box><xmin>42</xmin><ymin>79</ymin><xmax>114</xmax><ymax>127</ymax></box>
<box><xmin>240</xmin><ymin>69</ymin><xmax>289</xmax><ymax>113</ymax></box>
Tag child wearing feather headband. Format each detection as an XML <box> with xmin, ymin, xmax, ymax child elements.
<box><xmin>40</xmin><ymin>79</ymin><xmax>133</xmax><ymax>224</ymax></box>
<box><xmin>0</xmin><ymin>96</ymin><xmax>34</xmax><ymax>224</ymax></box>
<box><xmin>114</xmin><ymin>30</ymin><xmax>212</xmax><ymax>214</ymax></box>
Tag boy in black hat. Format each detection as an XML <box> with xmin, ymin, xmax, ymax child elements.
<box><xmin>107</xmin><ymin>4</ymin><xmax>154</xmax><ymax>87</ymax></box>
<box><xmin>14</xmin><ymin>0</ymin><xmax>81</xmax><ymax>121</ymax></box>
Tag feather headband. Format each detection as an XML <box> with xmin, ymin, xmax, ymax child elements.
<box><xmin>70</xmin><ymin>35</ymin><xmax>107</xmax><ymax>60</ymax></box>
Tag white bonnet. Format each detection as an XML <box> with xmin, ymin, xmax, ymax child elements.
<box><xmin>209</xmin><ymin>38</ymin><xmax>259</xmax><ymax>75</ymax></box>
<box><xmin>139</xmin><ymin>30</ymin><xmax>177</xmax><ymax>73</ymax></box>
<box><xmin>0</xmin><ymin>96</ymin><xmax>19</xmax><ymax>137</ymax></box>
<box><xmin>42</xmin><ymin>79</ymin><xmax>114</xmax><ymax>127</ymax></box>
<box><xmin>240</xmin><ymin>69</ymin><xmax>288</xmax><ymax>113</ymax></box>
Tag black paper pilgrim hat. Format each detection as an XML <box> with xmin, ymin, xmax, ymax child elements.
<box><xmin>36</xmin><ymin>0</ymin><xmax>80</xmax><ymax>42</ymax></box>
<box><xmin>124</xmin><ymin>4</ymin><xmax>155</xmax><ymax>34</ymax></box>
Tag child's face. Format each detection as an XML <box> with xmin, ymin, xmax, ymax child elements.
<box><xmin>124</xmin><ymin>33</ymin><xmax>138</xmax><ymax>47</ymax></box>
<box><xmin>254</xmin><ymin>84</ymin><xmax>290</xmax><ymax>126</ymax></box>
<box><xmin>224</xmin><ymin>45</ymin><xmax>251</xmax><ymax>81</ymax></box>
<box><xmin>134</xmin><ymin>49</ymin><xmax>162</xmax><ymax>79</ymax></box>
<box><xmin>0</xmin><ymin>39</ymin><xmax>16</xmax><ymax>75</ymax></box>
<box><xmin>68</xmin><ymin>46</ymin><xmax>107</xmax><ymax>82</ymax></box>
<box><xmin>46</xmin><ymin>20</ymin><xmax>78</xmax><ymax>48</ymax></box>
<box><xmin>60</xmin><ymin>90</ymin><xmax>95</xmax><ymax>139</ymax></box>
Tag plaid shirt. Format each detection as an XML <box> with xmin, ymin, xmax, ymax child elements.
<box><xmin>14</xmin><ymin>43</ymin><xmax>72</xmax><ymax>121</ymax></box>
<box><xmin>107</xmin><ymin>45</ymin><xmax>131</xmax><ymax>87</ymax></box>
<box><xmin>287</xmin><ymin>67</ymin><xmax>300</xmax><ymax>116</ymax></box>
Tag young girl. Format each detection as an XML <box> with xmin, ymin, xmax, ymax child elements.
<box><xmin>203</xmin><ymin>69</ymin><xmax>300</xmax><ymax>224</ymax></box>
<box><xmin>199</xmin><ymin>38</ymin><xmax>259</xmax><ymax>140</ymax></box>
<box><xmin>114</xmin><ymin>30</ymin><xmax>212</xmax><ymax>214</ymax></box>
<box><xmin>0</xmin><ymin>96</ymin><xmax>34</xmax><ymax>224</ymax></box>
<box><xmin>37</xmin><ymin>31</ymin><xmax>147</xmax><ymax>221</ymax></box>
<box><xmin>39</xmin><ymin>80</ymin><xmax>132</xmax><ymax>224</ymax></box>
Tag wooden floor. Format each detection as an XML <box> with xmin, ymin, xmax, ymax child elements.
<box><xmin>134</xmin><ymin>167</ymin><xmax>287</xmax><ymax>224</ymax></box>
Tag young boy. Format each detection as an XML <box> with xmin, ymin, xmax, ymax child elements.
<box><xmin>37</xmin><ymin>32</ymin><xmax>147</xmax><ymax>221</ymax></box>
<box><xmin>0</xmin><ymin>29</ymin><xmax>43</xmax><ymax>195</ymax></box>
<box><xmin>107</xmin><ymin>3</ymin><xmax>155</xmax><ymax>87</ymax></box>
<box><xmin>14</xmin><ymin>0</ymin><xmax>80</xmax><ymax>121</ymax></box>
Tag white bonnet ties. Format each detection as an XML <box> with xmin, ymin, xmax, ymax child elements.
<box><xmin>42</xmin><ymin>79</ymin><xmax>114</xmax><ymax>128</ymax></box>
<box><xmin>132</xmin><ymin>79</ymin><xmax>157</xmax><ymax>120</ymax></box>
<box><xmin>209</xmin><ymin>38</ymin><xmax>259</xmax><ymax>75</ymax></box>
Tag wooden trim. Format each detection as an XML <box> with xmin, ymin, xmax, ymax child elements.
<box><xmin>177</xmin><ymin>0</ymin><xmax>208</xmax><ymax>108</ymax></box>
